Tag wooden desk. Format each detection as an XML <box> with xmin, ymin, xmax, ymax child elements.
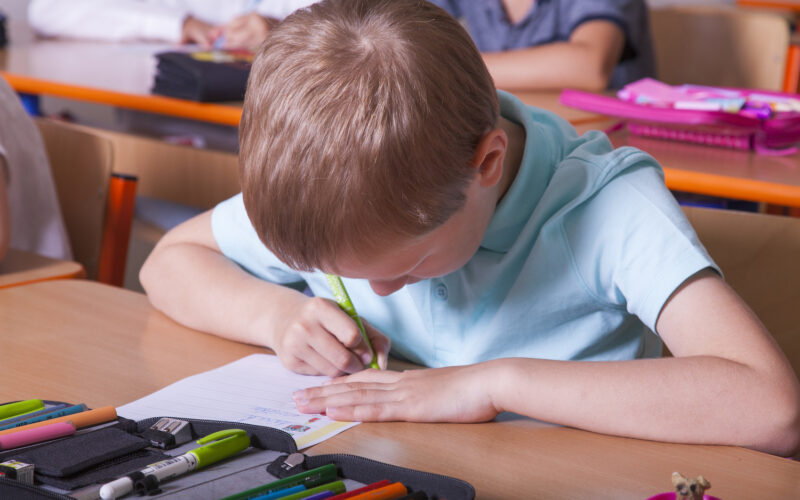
<box><xmin>573</xmin><ymin>120</ymin><xmax>800</xmax><ymax>207</ymax></box>
<box><xmin>0</xmin><ymin>22</ymin><xmax>241</xmax><ymax>126</ymax></box>
<box><xmin>1</xmin><ymin>280</ymin><xmax>798</xmax><ymax>499</ymax></box>
<box><xmin>0</xmin><ymin>248</ymin><xmax>84</xmax><ymax>289</ymax></box>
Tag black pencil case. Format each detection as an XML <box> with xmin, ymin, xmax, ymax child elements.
<box><xmin>0</xmin><ymin>406</ymin><xmax>475</xmax><ymax>500</ymax></box>
<box><xmin>151</xmin><ymin>51</ymin><xmax>251</xmax><ymax>102</ymax></box>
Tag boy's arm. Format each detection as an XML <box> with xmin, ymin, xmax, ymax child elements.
<box><xmin>294</xmin><ymin>270</ymin><xmax>800</xmax><ymax>456</ymax></box>
<box><xmin>140</xmin><ymin>211</ymin><xmax>389</xmax><ymax>376</ymax></box>
<box><xmin>482</xmin><ymin>20</ymin><xmax>625</xmax><ymax>91</ymax></box>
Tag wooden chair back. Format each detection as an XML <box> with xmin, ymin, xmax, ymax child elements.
<box><xmin>650</xmin><ymin>6</ymin><xmax>790</xmax><ymax>91</ymax></box>
<box><xmin>36</xmin><ymin>119</ymin><xmax>136</xmax><ymax>284</ymax></box>
<box><xmin>683</xmin><ymin>206</ymin><xmax>800</xmax><ymax>376</ymax></box>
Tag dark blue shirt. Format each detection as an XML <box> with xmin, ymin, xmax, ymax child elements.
<box><xmin>429</xmin><ymin>0</ymin><xmax>654</xmax><ymax>89</ymax></box>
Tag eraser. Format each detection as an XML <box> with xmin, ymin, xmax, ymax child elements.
<box><xmin>0</xmin><ymin>460</ymin><xmax>35</xmax><ymax>485</ymax></box>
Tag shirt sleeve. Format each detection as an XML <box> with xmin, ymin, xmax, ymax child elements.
<box><xmin>211</xmin><ymin>193</ymin><xmax>306</xmax><ymax>286</ymax></box>
<box><xmin>28</xmin><ymin>0</ymin><xmax>186</xmax><ymax>43</ymax></box>
<box><xmin>561</xmin><ymin>0</ymin><xmax>632</xmax><ymax>34</ymax></box>
<box><xmin>561</xmin><ymin>158</ymin><xmax>719</xmax><ymax>333</ymax></box>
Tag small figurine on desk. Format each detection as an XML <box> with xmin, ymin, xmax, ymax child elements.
<box><xmin>672</xmin><ymin>472</ymin><xmax>711</xmax><ymax>500</ymax></box>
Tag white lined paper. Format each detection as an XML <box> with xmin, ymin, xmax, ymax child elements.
<box><xmin>117</xmin><ymin>354</ymin><xmax>358</xmax><ymax>449</ymax></box>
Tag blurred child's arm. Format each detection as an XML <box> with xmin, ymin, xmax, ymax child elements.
<box><xmin>295</xmin><ymin>270</ymin><xmax>800</xmax><ymax>456</ymax></box>
<box><xmin>482</xmin><ymin>20</ymin><xmax>625</xmax><ymax>91</ymax></box>
<box><xmin>140</xmin><ymin>211</ymin><xmax>389</xmax><ymax>376</ymax></box>
<box><xmin>219</xmin><ymin>13</ymin><xmax>275</xmax><ymax>50</ymax></box>
<box><xmin>28</xmin><ymin>0</ymin><xmax>190</xmax><ymax>43</ymax></box>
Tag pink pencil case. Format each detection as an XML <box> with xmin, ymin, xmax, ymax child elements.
<box><xmin>560</xmin><ymin>87</ymin><xmax>800</xmax><ymax>156</ymax></box>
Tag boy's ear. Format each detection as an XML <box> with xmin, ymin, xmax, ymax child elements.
<box><xmin>471</xmin><ymin>128</ymin><xmax>508</xmax><ymax>188</ymax></box>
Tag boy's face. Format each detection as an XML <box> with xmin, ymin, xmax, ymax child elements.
<box><xmin>329</xmin><ymin>175</ymin><xmax>497</xmax><ymax>296</ymax></box>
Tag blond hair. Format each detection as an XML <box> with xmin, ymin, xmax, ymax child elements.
<box><xmin>239</xmin><ymin>0</ymin><xmax>498</xmax><ymax>271</ymax></box>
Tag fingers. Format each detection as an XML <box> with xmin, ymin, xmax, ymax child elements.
<box><xmin>293</xmin><ymin>381</ymin><xmax>404</xmax><ymax>420</ymax></box>
<box><xmin>221</xmin><ymin>13</ymin><xmax>270</xmax><ymax>49</ymax></box>
<box><xmin>282</xmin><ymin>319</ymin><xmax>364</xmax><ymax>376</ymax></box>
<box><xmin>363</xmin><ymin>320</ymin><xmax>391</xmax><ymax>369</ymax></box>
<box><xmin>309</xmin><ymin>298</ymin><xmax>377</xmax><ymax>368</ymax></box>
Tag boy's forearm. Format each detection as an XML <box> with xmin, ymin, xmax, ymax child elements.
<box><xmin>488</xmin><ymin>356</ymin><xmax>800</xmax><ymax>456</ymax></box>
<box><xmin>141</xmin><ymin>241</ymin><xmax>306</xmax><ymax>349</ymax></box>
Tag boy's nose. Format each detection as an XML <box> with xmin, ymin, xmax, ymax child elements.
<box><xmin>369</xmin><ymin>277</ymin><xmax>407</xmax><ymax>296</ymax></box>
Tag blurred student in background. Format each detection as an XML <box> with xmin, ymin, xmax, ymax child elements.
<box><xmin>430</xmin><ymin>0</ymin><xmax>655</xmax><ymax>91</ymax></box>
<box><xmin>0</xmin><ymin>75</ymin><xmax>71</xmax><ymax>262</ymax></box>
<box><xmin>28</xmin><ymin>0</ymin><xmax>317</xmax><ymax>49</ymax></box>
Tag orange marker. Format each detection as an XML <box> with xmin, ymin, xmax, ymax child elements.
<box><xmin>346</xmin><ymin>482</ymin><xmax>408</xmax><ymax>500</ymax></box>
<box><xmin>0</xmin><ymin>406</ymin><xmax>117</xmax><ymax>436</ymax></box>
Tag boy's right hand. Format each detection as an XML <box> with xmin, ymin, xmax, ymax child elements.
<box><xmin>271</xmin><ymin>297</ymin><xmax>390</xmax><ymax>377</ymax></box>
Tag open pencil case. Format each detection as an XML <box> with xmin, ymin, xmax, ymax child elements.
<box><xmin>0</xmin><ymin>402</ymin><xmax>475</xmax><ymax>500</ymax></box>
<box><xmin>560</xmin><ymin>79</ymin><xmax>800</xmax><ymax>156</ymax></box>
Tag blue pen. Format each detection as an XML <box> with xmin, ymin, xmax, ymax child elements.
<box><xmin>251</xmin><ymin>485</ymin><xmax>305</xmax><ymax>500</ymax></box>
<box><xmin>0</xmin><ymin>403</ymin><xmax>69</xmax><ymax>426</ymax></box>
<box><xmin>0</xmin><ymin>404</ymin><xmax>87</xmax><ymax>431</ymax></box>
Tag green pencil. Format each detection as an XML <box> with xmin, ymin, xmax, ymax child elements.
<box><xmin>325</xmin><ymin>274</ymin><xmax>380</xmax><ymax>370</ymax></box>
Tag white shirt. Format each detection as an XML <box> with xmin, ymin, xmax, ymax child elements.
<box><xmin>28</xmin><ymin>0</ymin><xmax>318</xmax><ymax>43</ymax></box>
<box><xmin>0</xmin><ymin>76</ymin><xmax>71</xmax><ymax>260</ymax></box>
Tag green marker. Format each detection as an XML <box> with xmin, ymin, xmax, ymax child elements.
<box><xmin>325</xmin><ymin>274</ymin><xmax>380</xmax><ymax>370</ymax></box>
<box><xmin>0</xmin><ymin>399</ymin><xmax>44</xmax><ymax>421</ymax></box>
<box><xmin>221</xmin><ymin>463</ymin><xmax>338</xmax><ymax>500</ymax></box>
<box><xmin>277</xmin><ymin>480</ymin><xmax>346</xmax><ymax>500</ymax></box>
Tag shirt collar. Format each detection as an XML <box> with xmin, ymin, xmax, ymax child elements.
<box><xmin>480</xmin><ymin>90</ymin><xmax>556</xmax><ymax>253</ymax></box>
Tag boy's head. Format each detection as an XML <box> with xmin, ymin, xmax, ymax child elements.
<box><xmin>239</xmin><ymin>0</ymin><xmax>499</xmax><ymax>276</ymax></box>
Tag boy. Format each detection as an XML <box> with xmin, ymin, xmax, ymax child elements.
<box><xmin>141</xmin><ymin>0</ymin><xmax>800</xmax><ymax>456</ymax></box>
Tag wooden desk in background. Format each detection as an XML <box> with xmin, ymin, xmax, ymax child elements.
<box><xmin>0</xmin><ymin>21</ymin><xmax>241</xmax><ymax>126</ymax></box>
<box><xmin>573</xmin><ymin>120</ymin><xmax>800</xmax><ymax>208</ymax></box>
<box><xmin>0</xmin><ymin>248</ymin><xmax>84</xmax><ymax>289</ymax></box>
<box><xmin>0</xmin><ymin>22</ymin><xmax>606</xmax><ymax>129</ymax></box>
<box><xmin>1</xmin><ymin>280</ymin><xmax>798</xmax><ymax>500</ymax></box>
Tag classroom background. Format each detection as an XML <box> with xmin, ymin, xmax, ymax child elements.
<box><xmin>2</xmin><ymin>1</ymin><xmax>800</xmax><ymax>498</ymax></box>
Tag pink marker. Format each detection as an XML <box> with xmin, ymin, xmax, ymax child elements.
<box><xmin>0</xmin><ymin>421</ymin><xmax>76</xmax><ymax>450</ymax></box>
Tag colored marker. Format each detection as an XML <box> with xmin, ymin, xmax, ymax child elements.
<box><xmin>0</xmin><ymin>399</ymin><xmax>44</xmax><ymax>421</ymax></box>
<box><xmin>0</xmin><ymin>421</ymin><xmax>76</xmax><ymax>450</ymax></box>
<box><xmin>99</xmin><ymin>429</ymin><xmax>250</xmax><ymax>500</ymax></box>
<box><xmin>0</xmin><ymin>404</ymin><xmax>86</xmax><ymax>431</ymax></box>
<box><xmin>328</xmin><ymin>480</ymin><xmax>392</xmax><ymax>500</ymax></box>
<box><xmin>276</xmin><ymin>480</ymin><xmax>345</xmax><ymax>500</ymax></box>
<box><xmin>0</xmin><ymin>406</ymin><xmax>116</xmax><ymax>436</ymax></box>
<box><xmin>346</xmin><ymin>482</ymin><xmax>407</xmax><ymax>500</ymax></box>
<box><xmin>325</xmin><ymin>274</ymin><xmax>380</xmax><ymax>370</ymax></box>
<box><xmin>300</xmin><ymin>493</ymin><xmax>334</xmax><ymax>500</ymax></box>
<box><xmin>222</xmin><ymin>464</ymin><xmax>339</xmax><ymax>500</ymax></box>
<box><xmin>251</xmin><ymin>485</ymin><xmax>306</xmax><ymax>500</ymax></box>
<box><xmin>0</xmin><ymin>403</ymin><xmax>68</xmax><ymax>426</ymax></box>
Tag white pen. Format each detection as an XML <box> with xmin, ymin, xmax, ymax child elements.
<box><xmin>99</xmin><ymin>429</ymin><xmax>249</xmax><ymax>499</ymax></box>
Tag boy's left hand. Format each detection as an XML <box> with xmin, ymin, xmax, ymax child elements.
<box><xmin>292</xmin><ymin>363</ymin><xmax>501</xmax><ymax>422</ymax></box>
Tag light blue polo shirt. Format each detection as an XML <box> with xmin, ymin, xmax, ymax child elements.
<box><xmin>212</xmin><ymin>91</ymin><xmax>716</xmax><ymax>367</ymax></box>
